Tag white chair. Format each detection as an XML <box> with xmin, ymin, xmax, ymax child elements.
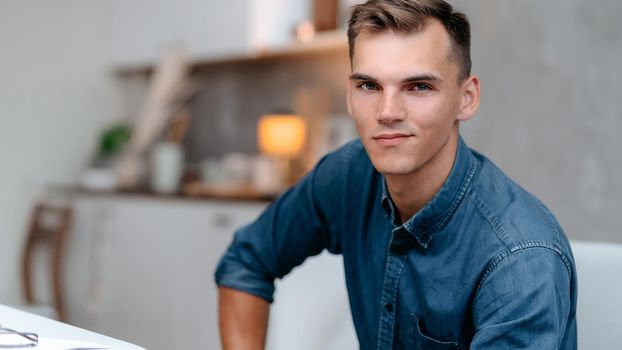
<box><xmin>267</xmin><ymin>241</ymin><xmax>622</xmax><ymax>350</ymax></box>
<box><xmin>266</xmin><ymin>252</ymin><xmax>358</xmax><ymax>350</ymax></box>
<box><xmin>570</xmin><ymin>240</ymin><xmax>622</xmax><ymax>349</ymax></box>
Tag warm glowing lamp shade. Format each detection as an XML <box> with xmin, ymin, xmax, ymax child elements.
<box><xmin>258</xmin><ymin>115</ymin><xmax>307</xmax><ymax>157</ymax></box>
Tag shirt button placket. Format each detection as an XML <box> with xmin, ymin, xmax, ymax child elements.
<box><xmin>376</xmin><ymin>244</ymin><xmax>407</xmax><ymax>350</ymax></box>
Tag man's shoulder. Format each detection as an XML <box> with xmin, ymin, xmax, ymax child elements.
<box><xmin>300</xmin><ymin>138</ymin><xmax>379</xmax><ymax>231</ymax></box>
<box><xmin>316</xmin><ymin>138</ymin><xmax>373</xmax><ymax>177</ymax></box>
<box><xmin>326</xmin><ymin>138</ymin><xmax>367</xmax><ymax>161</ymax></box>
<box><xmin>309</xmin><ymin>138</ymin><xmax>378</xmax><ymax>197</ymax></box>
<box><xmin>467</xmin><ymin>149</ymin><xmax>569</xmax><ymax>252</ymax></box>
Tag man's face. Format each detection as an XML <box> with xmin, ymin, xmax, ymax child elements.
<box><xmin>347</xmin><ymin>20</ymin><xmax>477</xmax><ymax>177</ymax></box>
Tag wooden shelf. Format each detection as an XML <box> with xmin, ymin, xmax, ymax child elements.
<box><xmin>113</xmin><ymin>30</ymin><xmax>348</xmax><ymax>76</ymax></box>
<box><xmin>182</xmin><ymin>182</ymin><xmax>279</xmax><ymax>201</ymax></box>
<box><xmin>49</xmin><ymin>185</ymin><xmax>275</xmax><ymax>203</ymax></box>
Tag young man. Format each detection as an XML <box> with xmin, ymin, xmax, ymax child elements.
<box><xmin>215</xmin><ymin>1</ymin><xmax>577</xmax><ymax>349</ymax></box>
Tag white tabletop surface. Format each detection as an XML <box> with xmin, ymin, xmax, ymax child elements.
<box><xmin>0</xmin><ymin>304</ymin><xmax>145</xmax><ymax>349</ymax></box>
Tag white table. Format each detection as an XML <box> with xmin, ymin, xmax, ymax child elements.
<box><xmin>0</xmin><ymin>304</ymin><xmax>145</xmax><ymax>349</ymax></box>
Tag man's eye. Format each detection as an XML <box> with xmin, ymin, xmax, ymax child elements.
<box><xmin>409</xmin><ymin>83</ymin><xmax>431</xmax><ymax>92</ymax></box>
<box><xmin>357</xmin><ymin>82</ymin><xmax>378</xmax><ymax>91</ymax></box>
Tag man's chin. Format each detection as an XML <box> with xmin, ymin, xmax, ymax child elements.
<box><xmin>372</xmin><ymin>161</ymin><xmax>417</xmax><ymax>177</ymax></box>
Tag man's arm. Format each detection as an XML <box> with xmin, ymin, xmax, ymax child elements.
<box><xmin>470</xmin><ymin>245</ymin><xmax>576</xmax><ymax>349</ymax></box>
<box><xmin>214</xmin><ymin>146</ymin><xmax>351</xmax><ymax>347</ymax></box>
<box><xmin>219</xmin><ymin>287</ymin><xmax>270</xmax><ymax>350</ymax></box>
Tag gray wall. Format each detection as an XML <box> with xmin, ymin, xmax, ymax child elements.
<box><xmin>185</xmin><ymin>52</ymin><xmax>350</xmax><ymax>161</ymax></box>
<box><xmin>455</xmin><ymin>0</ymin><xmax>622</xmax><ymax>242</ymax></box>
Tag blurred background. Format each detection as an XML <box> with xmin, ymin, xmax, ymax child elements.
<box><xmin>0</xmin><ymin>0</ymin><xmax>620</xmax><ymax>349</ymax></box>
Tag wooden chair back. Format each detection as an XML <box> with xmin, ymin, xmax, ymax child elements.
<box><xmin>21</xmin><ymin>203</ymin><xmax>72</xmax><ymax>322</ymax></box>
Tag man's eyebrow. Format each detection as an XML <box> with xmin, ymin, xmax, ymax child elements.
<box><xmin>402</xmin><ymin>74</ymin><xmax>443</xmax><ymax>84</ymax></box>
<box><xmin>349</xmin><ymin>73</ymin><xmax>376</xmax><ymax>81</ymax></box>
<box><xmin>349</xmin><ymin>73</ymin><xmax>443</xmax><ymax>83</ymax></box>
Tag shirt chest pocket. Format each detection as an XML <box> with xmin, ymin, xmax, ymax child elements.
<box><xmin>409</xmin><ymin>314</ymin><xmax>460</xmax><ymax>350</ymax></box>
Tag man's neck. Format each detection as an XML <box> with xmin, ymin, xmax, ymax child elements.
<box><xmin>385</xmin><ymin>131</ymin><xmax>460</xmax><ymax>224</ymax></box>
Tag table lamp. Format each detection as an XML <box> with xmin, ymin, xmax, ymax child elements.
<box><xmin>257</xmin><ymin>114</ymin><xmax>307</xmax><ymax>188</ymax></box>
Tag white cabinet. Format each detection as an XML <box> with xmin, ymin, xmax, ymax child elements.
<box><xmin>64</xmin><ymin>194</ymin><xmax>267</xmax><ymax>350</ymax></box>
<box><xmin>107</xmin><ymin>0</ymin><xmax>311</xmax><ymax>69</ymax></box>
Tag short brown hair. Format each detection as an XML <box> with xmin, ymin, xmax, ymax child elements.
<box><xmin>347</xmin><ymin>0</ymin><xmax>471</xmax><ymax>81</ymax></box>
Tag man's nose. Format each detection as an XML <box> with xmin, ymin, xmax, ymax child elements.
<box><xmin>377</xmin><ymin>91</ymin><xmax>405</xmax><ymax>124</ymax></box>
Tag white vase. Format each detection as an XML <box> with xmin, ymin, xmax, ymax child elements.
<box><xmin>151</xmin><ymin>142</ymin><xmax>184</xmax><ymax>194</ymax></box>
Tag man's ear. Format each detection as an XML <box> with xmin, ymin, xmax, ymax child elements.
<box><xmin>457</xmin><ymin>75</ymin><xmax>480</xmax><ymax>122</ymax></box>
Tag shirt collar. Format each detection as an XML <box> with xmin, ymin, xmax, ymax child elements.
<box><xmin>380</xmin><ymin>136</ymin><xmax>479</xmax><ymax>248</ymax></box>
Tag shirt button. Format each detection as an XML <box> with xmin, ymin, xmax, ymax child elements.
<box><xmin>385</xmin><ymin>303</ymin><xmax>394</xmax><ymax>312</ymax></box>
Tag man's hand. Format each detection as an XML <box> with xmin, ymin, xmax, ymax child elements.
<box><xmin>218</xmin><ymin>286</ymin><xmax>270</xmax><ymax>350</ymax></box>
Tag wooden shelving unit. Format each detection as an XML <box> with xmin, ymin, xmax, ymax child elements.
<box><xmin>113</xmin><ymin>30</ymin><xmax>348</xmax><ymax>76</ymax></box>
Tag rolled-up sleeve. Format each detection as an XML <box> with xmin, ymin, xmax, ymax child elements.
<box><xmin>470</xmin><ymin>243</ymin><xmax>576</xmax><ymax>349</ymax></box>
<box><xmin>214</xmin><ymin>146</ymin><xmax>349</xmax><ymax>303</ymax></box>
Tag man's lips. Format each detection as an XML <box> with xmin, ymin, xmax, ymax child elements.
<box><xmin>372</xmin><ymin>133</ymin><xmax>412</xmax><ymax>146</ymax></box>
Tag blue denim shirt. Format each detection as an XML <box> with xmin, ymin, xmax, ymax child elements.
<box><xmin>215</xmin><ymin>136</ymin><xmax>577</xmax><ymax>349</ymax></box>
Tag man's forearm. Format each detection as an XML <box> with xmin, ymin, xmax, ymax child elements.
<box><xmin>219</xmin><ymin>286</ymin><xmax>270</xmax><ymax>350</ymax></box>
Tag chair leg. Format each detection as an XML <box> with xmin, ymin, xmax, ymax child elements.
<box><xmin>21</xmin><ymin>205</ymin><xmax>42</xmax><ymax>305</ymax></box>
<box><xmin>52</xmin><ymin>208</ymin><xmax>72</xmax><ymax>322</ymax></box>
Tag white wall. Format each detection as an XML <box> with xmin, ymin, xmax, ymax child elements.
<box><xmin>0</xmin><ymin>0</ymin><xmax>121</xmax><ymax>304</ymax></box>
